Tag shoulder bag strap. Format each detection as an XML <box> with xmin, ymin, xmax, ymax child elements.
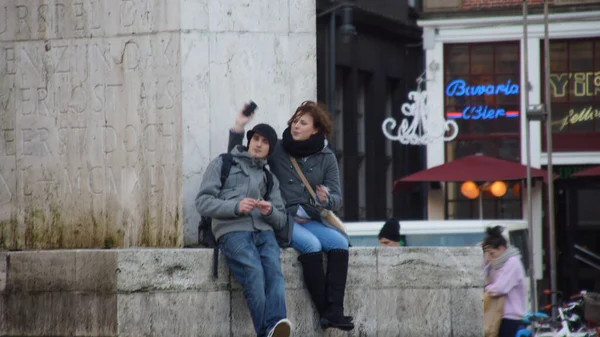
<box><xmin>289</xmin><ymin>156</ymin><xmax>319</xmax><ymax>202</ymax></box>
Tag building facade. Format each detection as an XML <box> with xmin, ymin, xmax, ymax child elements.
<box><xmin>316</xmin><ymin>0</ymin><xmax>426</xmax><ymax>222</ymax></box>
<box><xmin>419</xmin><ymin>0</ymin><xmax>600</xmax><ymax>294</ymax></box>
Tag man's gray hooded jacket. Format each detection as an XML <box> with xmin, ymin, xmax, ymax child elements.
<box><xmin>195</xmin><ymin>146</ymin><xmax>288</xmax><ymax>241</ymax></box>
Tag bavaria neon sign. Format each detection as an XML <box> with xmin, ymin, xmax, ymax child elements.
<box><xmin>445</xmin><ymin>79</ymin><xmax>520</xmax><ymax>120</ymax></box>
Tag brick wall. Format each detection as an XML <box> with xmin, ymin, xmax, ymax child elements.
<box><xmin>462</xmin><ymin>0</ymin><xmax>549</xmax><ymax>10</ymax></box>
<box><xmin>424</xmin><ymin>0</ymin><xmax>600</xmax><ymax>13</ymax></box>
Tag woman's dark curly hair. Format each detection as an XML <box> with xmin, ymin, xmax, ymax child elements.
<box><xmin>482</xmin><ymin>225</ymin><xmax>507</xmax><ymax>249</ymax></box>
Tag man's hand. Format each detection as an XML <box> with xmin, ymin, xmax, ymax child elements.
<box><xmin>316</xmin><ymin>185</ymin><xmax>329</xmax><ymax>204</ymax></box>
<box><xmin>237</xmin><ymin>198</ymin><xmax>258</xmax><ymax>214</ymax></box>
<box><xmin>232</xmin><ymin>104</ymin><xmax>253</xmax><ymax>133</ymax></box>
<box><xmin>256</xmin><ymin>200</ymin><xmax>272</xmax><ymax>215</ymax></box>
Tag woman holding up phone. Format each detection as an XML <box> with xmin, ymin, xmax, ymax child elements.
<box><xmin>228</xmin><ymin>101</ymin><xmax>354</xmax><ymax>332</ymax></box>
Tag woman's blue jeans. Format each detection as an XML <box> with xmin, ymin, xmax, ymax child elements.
<box><xmin>219</xmin><ymin>231</ymin><xmax>286</xmax><ymax>337</ymax></box>
<box><xmin>290</xmin><ymin>220</ymin><xmax>349</xmax><ymax>253</ymax></box>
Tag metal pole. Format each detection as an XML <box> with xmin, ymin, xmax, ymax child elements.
<box><xmin>479</xmin><ymin>193</ymin><xmax>483</xmax><ymax>220</ymax></box>
<box><xmin>522</xmin><ymin>0</ymin><xmax>538</xmax><ymax>314</ymax></box>
<box><xmin>543</xmin><ymin>0</ymin><xmax>558</xmax><ymax>319</ymax></box>
<box><xmin>328</xmin><ymin>13</ymin><xmax>337</xmax><ymax>115</ymax></box>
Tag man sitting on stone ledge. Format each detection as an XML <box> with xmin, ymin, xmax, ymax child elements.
<box><xmin>196</xmin><ymin>124</ymin><xmax>292</xmax><ymax>337</ymax></box>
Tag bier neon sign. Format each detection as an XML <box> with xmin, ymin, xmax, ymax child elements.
<box><xmin>445</xmin><ymin>79</ymin><xmax>520</xmax><ymax>120</ymax></box>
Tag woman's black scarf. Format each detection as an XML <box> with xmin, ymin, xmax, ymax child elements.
<box><xmin>282</xmin><ymin>127</ymin><xmax>326</xmax><ymax>158</ymax></box>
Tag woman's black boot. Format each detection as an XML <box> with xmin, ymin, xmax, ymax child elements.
<box><xmin>319</xmin><ymin>249</ymin><xmax>354</xmax><ymax>331</ymax></box>
<box><xmin>297</xmin><ymin>252</ymin><xmax>327</xmax><ymax>316</ymax></box>
<box><xmin>298</xmin><ymin>252</ymin><xmax>354</xmax><ymax>326</ymax></box>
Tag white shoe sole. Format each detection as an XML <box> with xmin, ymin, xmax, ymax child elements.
<box><xmin>268</xmin><ymin>319</ymin><xmax>291</xmax><ymax>337</ymax></box>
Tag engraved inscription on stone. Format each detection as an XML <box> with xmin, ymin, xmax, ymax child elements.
<box><xmin>0</xmin><ymin>0</ymin><xmax>178</xmax><ymax>41</ymax></box>
<box><xmin>0</xmin><ymin>129</ymin><xmax>16</xmax><ymax>156</ymax></box>
<box><xmin>0</xmin><ymin>28</ymin><xmax>182</xmax><ymax>249</ymax></box>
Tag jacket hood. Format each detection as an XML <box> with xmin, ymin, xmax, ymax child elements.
<box><xmin>230</xmin><ymin>145</ymin><xmax>268</xmax><ymax>168</ymax></box>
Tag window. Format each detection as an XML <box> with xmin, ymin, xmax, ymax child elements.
<box><xmin>385</xmin><ymin>85</ymin><xmax>394</xmax><ymax>218</ymax></box>
<box><xmin>509</xmin><ymin>229</ymin><xmax>530</xmax><ymax>272</ymax></box>
<box><xmin>332</xmin><ymin>74</ymin><xmax>344</xmax><ymax>217</ymax></box>
<box><xmin>357</xmin><ymin>74</ymin><xmax>368</xmax><ymax>220</ymax></box>
<box><xmin>444</xmin><ymin>42</ymin><xmax>522</xmax><ymax>220</ymax></box>
<box><xmin>542</xmin><ymin>38</ymin><xmax>600</xmax><ymax>151</ymax></box>
<box><xmin>577</xmin><ymin>188</ymin><xmax>600</xmax><ymax>227</ymax></box>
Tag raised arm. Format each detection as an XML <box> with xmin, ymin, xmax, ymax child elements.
<box><xmin>228</xmin><ymin>130</ymin><xmax>244</xmax><ymax>152</ymax></box>
<box><xmin>228</xmin><ymin>104</ymin><xmax>254</xmax><ymax>152</ymax></box>
<box><xmin>485</xmin><ymin>257</ymin><xmax>524</xmax><ymax>296</ymax></box>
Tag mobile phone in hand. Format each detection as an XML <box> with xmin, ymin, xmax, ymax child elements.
<box><xmin>242</xmin><ymin>101</ymin><xmax>257</xmax><ymax>117</ymax></box>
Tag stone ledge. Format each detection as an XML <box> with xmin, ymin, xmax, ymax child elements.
<box><xmin>1</xmin><ymin>247</ymin><xmax>484</xmax><ymax>337</ymax></box>
<box><xmin>3</xmin><ymin>247</ymin><xmax>483</xmax><ymax>293</ymax></box>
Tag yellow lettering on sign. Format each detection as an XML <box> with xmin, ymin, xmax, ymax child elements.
<box><xmin>549</xmin><ymin>73</ymin><xmax>569</xmax><ymax>97</ymax></box>
<box><xmin>550</xmin><ymin>72</ymin><xmax>600</xmax><ymax>98</ymax></box>
<box><xmin>554</xmin><ymin>106</ymin><xmax>600</xmax><ymax>131</ymax></box>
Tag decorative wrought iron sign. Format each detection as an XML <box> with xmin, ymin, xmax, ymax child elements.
<box><xmin>382</xmin><ymin>72</ymin><xmax>459</xmax><ymax>146</ymax></box>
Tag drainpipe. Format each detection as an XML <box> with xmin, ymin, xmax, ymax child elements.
<box><xmin>328</xmin><ymin>12</ymin><xmax>336</xmax><ymax>114</ymax></box>
<box><xmin>317</xmin><ymin>2</ymin><xmax>356</xmax><ymax>115</ymax></box>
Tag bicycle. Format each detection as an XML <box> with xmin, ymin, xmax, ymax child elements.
<box><xmin>516</xmin><ymin>290</ymin><xmax>599</xmax><ymax>337</ymax></box>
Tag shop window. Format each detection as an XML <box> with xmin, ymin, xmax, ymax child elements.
<box><xmin>385</xmin><ymin>85</ymin><xmax>394</xmax><ymax>218</ymax></box>
<box><xmin>444</xmin><ymin>42</ymin><xmax>522</xmax><ymax>220</ymax></box>
<box><xmin>357</xmin><ymin>75</ymin><xmax>367</xmax><ymax>220</ymax></box>
<box><xmin>542</xmin><ymin>38</ymin><xmax>600</xmax><ymax>151</ymax></box>
<box><xmin>332</xmin><ymin>74</ymin><xmax>344</xmax><ymax>217</ymax></box>
<box><xmin>577</xmin><ymin>188</ymin><xmax>600</xmax><ymax>227</ymax></box>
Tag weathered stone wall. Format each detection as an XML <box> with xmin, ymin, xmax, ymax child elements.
<box><xmin>0</xmin><ymin>0</ymin><xmax>317</xmax><ymax>248</ymax></box>
<box><xmin>0</xmin><ymin>0</ymin><xmax>183</xmax><ymax>249</ymax></box>
<box><xmin>0</xmin><ymin>247</ymin><xmax>484</xmax><ymax>337</ymax></box>
<box><xmin>181</xmin><ymin>0</ymin><xmax>316</xmax><ymax>246</ymax></box>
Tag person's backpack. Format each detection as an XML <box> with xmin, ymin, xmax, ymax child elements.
<box><xmin>198</xmin><ymin>153</ymin><xmax>273</xmax><ymax>278</ymax></box>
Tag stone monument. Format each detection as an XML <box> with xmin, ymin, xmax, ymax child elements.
<box><xmin>0</xmin><ymin>0</ymin><xmax>317</xmax><ymax>249</ymax></box>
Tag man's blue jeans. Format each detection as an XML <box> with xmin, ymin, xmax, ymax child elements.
<box><xmin>219</xmin><ymin>231</ymin><xmax>287</xmax><ymax>337</ymax></box>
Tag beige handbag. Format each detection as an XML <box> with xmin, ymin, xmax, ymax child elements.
<box><xmin>289</xmin><ymin>157</ymin><xmax>346</xmax><ymax>233</ymax></box>
<box><xmin>483</xmin><ymin>291</ymin><xmax>505</xmax><ymax>337</ymax></box>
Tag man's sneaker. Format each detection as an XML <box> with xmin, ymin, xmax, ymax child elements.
<box><xmin>267</xmin><ymin>318</ymin><xmax>291</xmax><ymax>337</ymax></box>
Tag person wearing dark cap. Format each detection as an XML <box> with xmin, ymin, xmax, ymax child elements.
<box><xmin>196</xmin><ymin>123</ymin><xmax>292</xmax><ymax>337</ymax></box>
<box><xmin>378</xmin><ymin>218</ymin><xmax>405</xmax><ymax>247</ymax></box>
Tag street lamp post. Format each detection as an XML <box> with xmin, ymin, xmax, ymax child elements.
<box><xmin>522</xmin><ymin>0</ymin><xmax>538</xmax><ymax>315</ymax></box>
<box><xmin>524</xmin><ymin>0</ymin><xmax>557</xmax><ymax>317</ymax></box>
<box><xmin>543</xmin><ymin>0</ymin><xmax>558</xmax><ymax>319</ymax></box>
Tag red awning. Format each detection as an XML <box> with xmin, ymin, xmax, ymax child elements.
<box><xmin>572</xmin><ymin>165</ymin><xmax>600</xmax><ymax>178</ymax></box>
<box><xmin>393</xmin><ymin>154</ymin><xmax>553</xmax><ymax>192</ymax></box>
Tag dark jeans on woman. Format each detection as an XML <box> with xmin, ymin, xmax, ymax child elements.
<box><xmin>498</xmin><ymin>318</ymin><xmax>523</xmax><ymax>337</ymax></box>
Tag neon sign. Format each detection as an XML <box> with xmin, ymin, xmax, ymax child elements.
<box><xmin>445</xmin><ymin>79</ymin><xmax>520</xmax><ymax>120</ymax></box>
<box><xmin>446</xmin><ymin>107</ymin><xmax>519</xmax><ymax>120</ymax></box>
<box><xmin>553</xmin><ymin>105</ymin><xmax>600</xmax><ymax>131</ymax></box>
